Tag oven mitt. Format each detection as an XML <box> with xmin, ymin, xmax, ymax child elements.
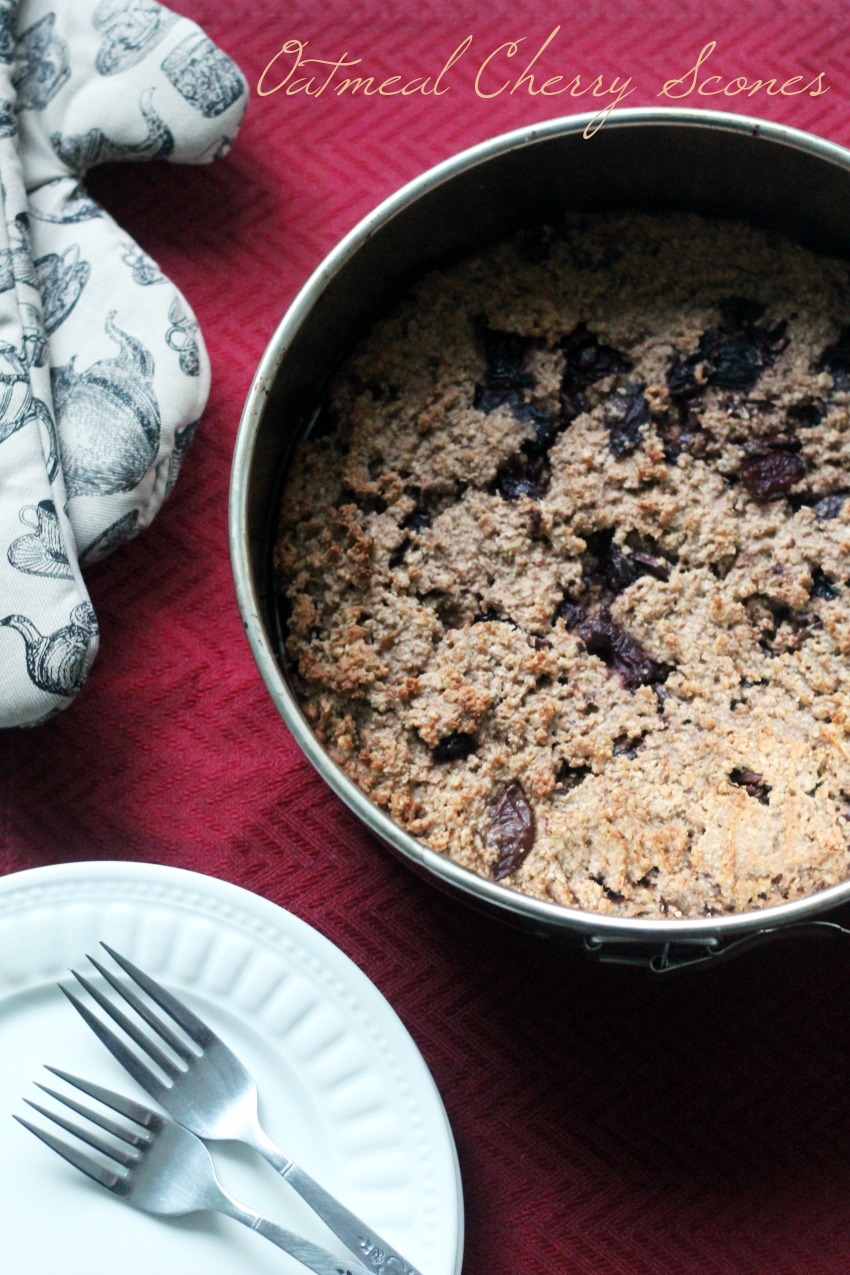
<box><xmin>0</xmin><ymin>0</ymin><xmax>246</xmax><ymax>727</ymax></box>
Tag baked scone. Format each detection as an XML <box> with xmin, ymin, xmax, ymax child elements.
<box><xmin>276</xmin><ymin>211</ymin><xmax>850</xmax><ymax>919</ymax></box>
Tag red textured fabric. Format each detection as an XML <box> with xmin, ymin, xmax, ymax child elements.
<box><xmin>5</xmin><ymin>3</ymin><xmax>850</xmax><ymax>1271</ymax></box>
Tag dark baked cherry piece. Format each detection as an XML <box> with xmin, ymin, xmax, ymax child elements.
<box><xmin>481</xmin><ymin>325</ymin><xmax>535</xmax><ymax>391</ymax></box>
<box><xmin>662</xmin><ymin>355</ymin><xmax>712</xmax><ymax>463</ymax></box>
<box><xmin>473</xmin><ymin>321</ymin><xmax>536</xmax><ymax>412</ymax></box>
<box><xmin>667</xmin><ymin>356</ymin><xmax>702</xmax><ymax>401</ymax></box>
<box><xmin>740</xmin><ymin>432</ymin><xmax>801</xmax><ymax>456</ymax></box>
<box><xmin>582</xmin><ymin>529</ymin><xmax>671</xmax><ymax>596</ymax></box>
<box><xmin>705</xmin><ymin>299</ymin><xmax>787</xmax><ymax>390</ymax></box>
<box><xmin>814</xmin><ymin>491</ymin><xmax>849</xmax><ymax>521</ymax></box>
<box><xmin>605</xmin><ymin>543</ymin><xmax>641</xmax><ymax>591</ymax></box>
<box><xmin>494</xmin><ymin>433</ymin><xmax>552</xmax><ymax>501</ymax></box>
<box><xmin>561</xmin><ymin>323</ymin><xmax>630</xmax><ymax>385</ymax></box>
<box><xmin>432</xmin><ymin>732</ymin><xmax>478</xmax><ymax>762</ymax></box>
<box><xmin>811</xmin><ymin>566</ymin><xmax>841</xmax><ymax>600</ymax></box>
<box><xmin>628</xmin><ymin>551</ymin><xmax>671</xmax><ymax>582</ymax></box>
<box><xmin>402</xmin><ymin>489</ymin><xmax>432</xmax><ymax>532</ymax></box>
<box><xmin>560</xmin><ymin>324</ymin><xmax>631</xmax><ymax>422</ymax></box>
<box><xmin>560</xmin><ymin>602</ymin><xmax>669</xmax><ymax>689</ymax></box>
<box><xmin>488</xmin><ymin>782</ymin><xmax>536</xmax><ymax>880</ymax></box>
<box><xmin>706</xmin><ymin>336</ymin><xmax>764</xmax><ymax>390</ymax></box>
<box><xmin>668</xmin><ymin>297</ymin><xmax>786</xmax><ymax>400</ymax></box>
<box><xmin>499</xmin><ymin>476</ymin><xmax>541</xmax><ymax>501</ymax></box>
<box><xmin>515</xmin><ymin>402</ymin><xmax>561</xmax><ymax>451</ymax></box>
<box><xmin>730</xmin><ymin>768</ymin><xmax>771</xmax><ymax>805</ymax></box>
<box><xmin>473</xmin><ymin>384</ymin><xmax>517</xmax><ymax>413</ymax></box>
<box><xmin>604</xmin><ymin>384</ymin><xmax>651</xmax><ymax>456</ymax></box>
<box><xmin>739</xmin><ymin>435</ymin><xmax>805</xmax><ymax>502</ymax></box>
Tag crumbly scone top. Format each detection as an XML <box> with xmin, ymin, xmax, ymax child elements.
<box><xmin>276</xmin><ymin>211</ymin><xmax>850</xmax><ymax>919</ymax></box>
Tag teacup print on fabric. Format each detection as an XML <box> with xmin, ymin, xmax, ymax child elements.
<box><xmin>7</xmin><ymin>499</ymin><xmax>72</xmax><ymax>579</ymax></box>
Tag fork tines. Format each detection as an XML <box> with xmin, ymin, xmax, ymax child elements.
<box><xmin>60</xmin><ymin>943</ymin><xmax>210</xmax><ymax>1098</ymax></box>
<box><xmin>15</xmin><ymin>1070</ymin><xmax>156</xmax><ymax>1191</ymax></box>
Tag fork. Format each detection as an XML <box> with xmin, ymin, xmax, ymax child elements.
<box><xmin>15</xmin><ymin>1070</ymin><xmax>370</xmax><ymax>1275</ymax></box>
<box><xmin>62</xmin><ymin>944</ymin><xmax>422</xmax><ymax>1275</ymax></box>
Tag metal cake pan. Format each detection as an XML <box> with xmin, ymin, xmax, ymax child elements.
<box><xmin>230</xmin><ymin>107</ymin><xmax>850</xmax><ymax>969</ymax></box>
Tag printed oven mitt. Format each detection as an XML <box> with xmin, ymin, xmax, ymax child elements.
<box><xmin>0</xmin><ymin>0</ymin><xmax>246</xmax><ymax>727</ymax></box>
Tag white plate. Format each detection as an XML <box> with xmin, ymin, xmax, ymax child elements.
<box><xmin>0</xmin><ymin>861</ymin><xmax>463</xmax><ymax>1275</ymax></box>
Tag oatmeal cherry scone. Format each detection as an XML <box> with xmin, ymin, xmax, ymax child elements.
<box><xmin>275</xmin><ymin>211</ymin><xmax>850</xmax><ymax>920</ymax></box>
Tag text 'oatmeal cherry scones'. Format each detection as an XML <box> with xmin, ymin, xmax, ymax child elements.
<box><xmin>275</xmin><ymin>211</ymin><xmax>850</xmax><ymax>920</ymax></box>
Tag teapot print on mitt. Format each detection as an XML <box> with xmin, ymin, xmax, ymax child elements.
<box><xmin>0</xmin><ymin>0</ymin><xmax>247</xmax><ymax>726</ymax></box>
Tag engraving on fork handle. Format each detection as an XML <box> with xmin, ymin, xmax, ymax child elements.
<box><xmin>255</xmin><ymin>1126</ymin><xmax>421</xmax><ymax>1275</ymax></box>
<box><xmin>252</xmin><ymin>1127</ymin><xmax>425</xmax><ymax>1275</ymax></box>
<box><xmin>283</xmin><ymin>1165</ymin><xmax>420</xmax><ymax>1275</ymax></box>
<box><xmin>218</xmin><ymin>1194</ymin><xmax>370</xmax><ymax>1275</ymax></box>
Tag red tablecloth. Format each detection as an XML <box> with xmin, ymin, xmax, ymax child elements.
<box><xmin>5</xmin><ymin>2</ymin><xmax>850</xmax><ymax>1271</ymax></box>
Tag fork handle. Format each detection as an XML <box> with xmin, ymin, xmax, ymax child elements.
<box><xmin>281</xmin><ymin>1162</ymin><xmax>423</xmax><ymax>1275</ymax></box>
<box><xmin>252</xmin><ymin>1127</ymin><xmax>423</xmax><ymax>1274</ymax></box>
<box><xmin>221</xmin><ymin>1197</ymin><xmax>372</xmax><ymax>1275</ymax></box>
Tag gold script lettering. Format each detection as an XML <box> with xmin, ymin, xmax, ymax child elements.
<box><xmin>658</xmin><ymin>41</ymin><xmax>717</xmax><ymax>99</ymax></box>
